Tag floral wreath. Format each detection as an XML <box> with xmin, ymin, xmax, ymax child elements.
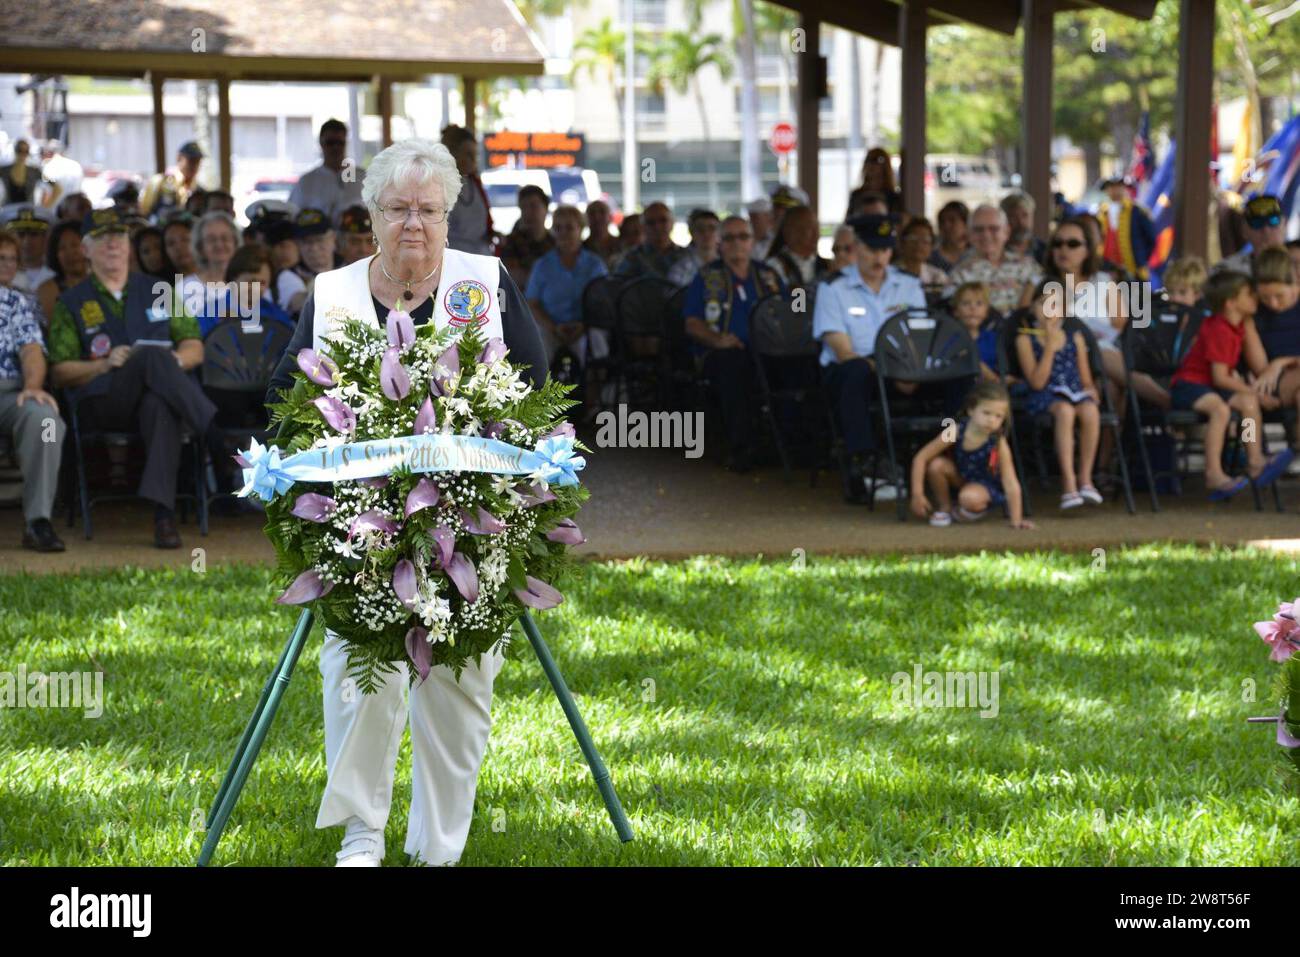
<box><xmin>242</xmin><ymin>304</ymin><xmax>589</xmax><ymax>692</ymax></box>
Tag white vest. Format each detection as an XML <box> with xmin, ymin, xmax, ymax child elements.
<box><xmin>311</xmin><ymin>249</ymin><xmax>505</xmax><ymax>353</ymax></box>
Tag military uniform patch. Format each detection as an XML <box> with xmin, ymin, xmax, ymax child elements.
<box><xmin>80</xmin><ymin>300</ymin><xmax>105</xmax><ymax>331</ymax></box>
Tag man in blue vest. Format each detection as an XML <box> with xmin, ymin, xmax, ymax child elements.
<box><xmin>683</xmin><ymin>214</ymin><xmax>785</xmax><ymax>471</ymax></box>
<box><xmin>47</xmin><ymin>207</ymin><xmax>220</xmax><ymax>548</ymax></box>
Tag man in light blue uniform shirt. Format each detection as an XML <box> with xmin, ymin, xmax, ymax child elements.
<box><xmin>813</xmin><ymin>214</ymin><xmax>928</xmax><ymax>502</ymax></box>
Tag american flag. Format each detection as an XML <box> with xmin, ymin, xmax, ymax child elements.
<box><xmin>1127</xmin><ymin>111</ymin><xmax>1155</xmax><ymax>187</ymax></box>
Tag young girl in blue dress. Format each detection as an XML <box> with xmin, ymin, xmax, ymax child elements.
<box><xmin>909</xmin><ymin>380</ymin><xmax>1033</xmax><ymax>529</ymax></box>
<box><xmin>1015</xmin><ymin>280</ymin><xmax>1103</xmax><ymax>509</ymax></box>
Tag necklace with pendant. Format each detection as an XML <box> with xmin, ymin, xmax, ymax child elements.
<box><xmin>378</xmin><ymin>257</ymin><xmax>440</xmax><ymax>301</ymax></box>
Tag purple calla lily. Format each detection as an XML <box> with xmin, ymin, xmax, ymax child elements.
<box><xmin>380</xmin><ymin>346</ymin><xmax>412</xmax><ymax>401</ymax></box>
<box><xmin>443</xmin><ymin>551</ymin><xmax>480</xmax><ymax>603</ymax></box>
<box><xmin>414</xmin><ymin>396</ymin><xmax>437</xmax><ymax>435</ymax></box>
<box><xmin>461</xmin><ymin>506</ymin><xmax>505</xmax><ymax>535</ymax></box>
<box><xmin>482</xmin><ymin>421</ymin><xmax>506</xmax><ymax>440</ymax></box>
<box><xmin>313</xmin><ymin>395</ymin><xmax>356</xmax><ymax>435</ymax></box>
<box><xmin>405</xmin><ymin>626</ymin><xmax>432</xmax><ymax>683</ymax></box>
<box><xmin>349</xmin><ymin>509</ymin><xmax>400</xmax><ymax>540</ymax></box>
<box><xmin>275</xmin><ymin>569</ymin><xmax>334</xmax><ymax>605</ymax></box>
<box><xmin>405</xmin><ymin>478</ymin><xmax>441</xmax><ymax>517</ymax></box>
<box><xmin>393</xmin><ymin>559</ymin><xmax>418</xmax><ymax>609</ymax></box>
<box><xmin>516</xmin><ymin>482</ymin><xmax>556</xmax><ymax>507</ymax></box>
<box><xmin>431</xmin><ymin>525</ymin><xmax>456</xmax><ymax>566</ymax></box>
<box><xmin>514</xmin><ymin>575</ymin><xmax>563</xmax><ymax>610</ymax></box>
<box><xmin>430</xmin><ymin>344</ymin><xmax>460</xmax><ymax>395</ymax></box>
<box><xmin>541</xmin><ymin>422</ymin><xmax>576</xmax><ymax>440</ymax></box>
<box><xmin>386</xmin><ymin>308</ymin><xmax>416</xmax><ymax>350</ymax></box>
<box><xmin>545</xmin><ymin>518</ymin><xmax>585</xmax><ymax>545</ymax></box>
<box><xmin>290</xmin><ymin>493</ymin><xmax>337</xmax><ymax>523</ymax></box>
<box><xmin>479</xmin><ymin>337</ymin><xmax>507</xmax><ymax>365</ymax></box>
<box><xmin>296</xmin><ymin>348</ymin><xmax>339</xmax><ymax>387</ymax></box>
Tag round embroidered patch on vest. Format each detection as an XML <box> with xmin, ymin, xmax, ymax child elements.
<box><xmin>443</xmin><ymin>279</ymin><xmax>491</xmax><ymax>327</ymax></box>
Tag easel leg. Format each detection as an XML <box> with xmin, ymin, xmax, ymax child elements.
<box><xmin>518</xmin><ymin>611</ymin><xmax>634</xmax><ymax>843</ymax></box>
<box><xmin>197</xmin><ymin>609</ymin><xmax>315</xmax><ymax>866</ymax></box>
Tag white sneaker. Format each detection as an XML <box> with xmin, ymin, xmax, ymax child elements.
<box><xmin>335</xmin><ymin>818</ymin><xmax>384</xmax><ymax>867</ymax></box>
<box><xmin>929</xmin><ymin>511</ymin><xmax>953</xmax><ymax>527</ymax></box>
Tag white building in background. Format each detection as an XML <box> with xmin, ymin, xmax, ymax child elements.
<box><xmin>0</xmin><ymin>0</ymin><xmax>901</xmax><ymax>224</ymax></box>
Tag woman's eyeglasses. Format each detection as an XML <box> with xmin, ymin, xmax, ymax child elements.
<box><xmin>379</xmin><ymin>204</ymin><xmax>448</xmax><ymax>224</ymax></box>
<box><xmin>1248</xmin><ymin>214</ymin><xmax>1282</xmax><ymax>229</ymax></box>
<box><xmin>1052</xmin><ymin>238</ymin><xmax>1084</xmax><ymax>249</ymax></box>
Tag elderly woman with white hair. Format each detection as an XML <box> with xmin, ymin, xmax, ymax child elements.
<box><xmin>265</xmin><ymin>138</ymin><xmax>546</xmax><ymax>867</ymax></box>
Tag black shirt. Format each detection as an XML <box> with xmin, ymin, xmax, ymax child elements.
<box><xmin>266</xmin><ymin>260</ymin><xmax>548</xmax><ymax>406</ymax></box>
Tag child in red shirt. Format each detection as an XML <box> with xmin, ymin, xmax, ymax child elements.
<box><xmin>1170</xmin><ymin>271</ymin><xmax>1294</xmax><ymax>499</ymax></box>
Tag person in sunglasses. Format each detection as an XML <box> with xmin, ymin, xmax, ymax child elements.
<box><xmin>1215</xmin><ymin>194</ymin><xmax>1287</xmax><ymax>278</ymax></box>
<box><xmin>1097</xmin><ymin>175</ymin><xmax>1157</xmax><ymax>282</ymax></box>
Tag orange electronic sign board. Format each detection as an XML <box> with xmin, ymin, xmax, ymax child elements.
<box><xmin>484</xmin><ymin>131</ymin><xmax>586</xmax><ymax>169</ymax></box>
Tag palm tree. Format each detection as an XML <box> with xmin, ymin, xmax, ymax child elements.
<box><xmin>571</xmin><ymin>17</ymin><xmax>628</xmax><ymax>130</ymax></box>
<box><xmin>646</xmin><ymin>31</ymin><xmax>733</xmax><ymax>210</ymax></box>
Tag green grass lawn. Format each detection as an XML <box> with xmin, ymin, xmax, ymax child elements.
<box><xmin>1</xmin><ymin>544</ymin><xmax>1297</xmax><ymax>866</ymax></box>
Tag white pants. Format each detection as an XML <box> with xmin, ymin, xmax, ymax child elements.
<box><xmin>316</xmin><ymin>627</ymin><xmax>505</xmax><ymax>865</ymax></box>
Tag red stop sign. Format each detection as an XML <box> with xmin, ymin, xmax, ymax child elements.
<box><xmin>769</xmin><ymin>123</ymin><xmax>796</xmax><ymax>155</ymax></box>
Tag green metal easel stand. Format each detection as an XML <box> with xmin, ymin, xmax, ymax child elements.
<box><xmin>197</xmin><ymin>608</ymin><xmax>632</xmax><ymax>866</ymax></box>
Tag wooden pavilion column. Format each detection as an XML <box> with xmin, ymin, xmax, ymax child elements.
<box><xmin>1174</xmin><ymin>0</ymin><xmax>1215</xmax><ymax>260</ymax></box>
<box><xmin>216</xmin><ymin>76</ymin><xmax>232</xmax><ymax>191</ymax></box>
<box><xmin>462</xmin><ymin>76</ymin><xmax>478</xmax><ymax>135</ymax></box>
<box><xmin>1021</xmin><ymin>0</ymin><xmax>1054</xmax><ymax>239</ymax></box>
<box><xmin>150</xmin><ymin>71</ymin><xmax>166</xmax><ymax>174</ymax></box>
<box><xmin>796</xmin><ymin>13</ymin><xmax>820</xmax><ymax>213</ymax></box>
<box><xmin>378</xmin><ymin>77</ymin><xmax>394</xmax><ymax>147</ymax></box>
<box><xmin>899</xmin><ymin>0</ymin><xmax>928</xmax><ymax>216</ymax></box>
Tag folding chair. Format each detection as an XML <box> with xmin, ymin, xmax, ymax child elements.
<box><xmin>580</xmin><ymin>275</ymin><xmax>625</xmax><ymax>412</ymax></box>
<box><xmin>1122</xmin><ymin>304</ymin><xmax>1281</xmax><ymax>511</ymax></box>
<box><xmin>749</xmin><ymin>293</ymin><xmax>824</xmax><ymax>483</ymax></box>
<box><xmin>613</xmin><ymin>276</ymin><xmax>677</xmax><ymax>409</ymax></box>
<box><xmin>998</xmin><ymin>316</ymin><xmax>1136</xmax><ymax>513</ymax></box>
<box><xmin>201</xmin><ymin>319</ymin><xmax>294</xmax><ymax>510</ymax></box>
<box><xmin>873</xmin><ymin>308</ymin><xmax>979</xmax><ymax>521</ymax></box>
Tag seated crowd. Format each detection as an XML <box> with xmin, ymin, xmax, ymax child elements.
<box><xmin>2</xmin><ymin>132</ymin><xmax>1298</xmax><ymax>554</ymax></box>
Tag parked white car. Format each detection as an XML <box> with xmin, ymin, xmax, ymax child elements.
<box><xmin>923</xmin><ymin>154</ymin><xmax>1009</xmax><ymax>221</ymax></box>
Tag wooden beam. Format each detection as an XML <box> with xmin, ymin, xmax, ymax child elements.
<box><xmin>928</xmin><ymin>0</ymin><xmax>1020</xmax><ymax>34</ymax></box>
<box><xmin>1021</xmin><ymin>0</ymin><xmax>1054</xmax><ymax>239</ymax></box>
<box><xmin>149</xmin><ymin>71</ymin><xmax>166</xmax><ymax>175</ymax></box>
<box><xmin>900</xmin><ymin>0</ymin><xmax>928</xmax><ymax>215</ymax></box>
<box><xmin>0</xmin><ymin>49</ymin><xmax>544</xmax><ymax>82</ymax></box>
<box><xmin>796</xmin><ymin>14</ymin><xmax>821</xmax><ymax>213</ymax></box>
<box><xmin>462</xmin><ymin>76</ymin><xmax>478</xmax><ymax>136</ymax></box>
<box><xmin>771</xmin><ymin>0</ymin><xmax>898</xmax><ymax>45</ymax></box>
<box><xmin>379</xmin><ymin>77</ymin><xmax>393</xmax><ymax>147</ymax></box>
<box><xmin>216</xmin><ymin>76</ymin><xmax>232</xmax><ymax>192</ymax></box>
<box><xmin>1174</xmin><ymin>0</ymin><xmax>1214</xmax><ymax>261</ymax></box>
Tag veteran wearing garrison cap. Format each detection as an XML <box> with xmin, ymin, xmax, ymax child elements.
<box><xmin>2</xmin><ymin>203</ymin><xmax>56</xmax><ymax>296</ymax></box>
<box><xmin>813</xmin><ymin>214</ymin><xmax>927</xmax><ymax>503</ymax></box>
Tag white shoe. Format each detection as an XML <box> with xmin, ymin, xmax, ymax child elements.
<box><xmin>929</xmin><ymin>510</ymin><xmax>953</xmax><ymax>527</ymax></box>
<box><xmin>335</xmin><ymin>818</ymin><xmax>384</xmax><ymax>867</ymax></box>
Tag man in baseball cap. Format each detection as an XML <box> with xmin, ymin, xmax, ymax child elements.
<box><xmin>139</xmin><ymin>141</ymin><xmax>205</xmax><ymax>221</ymax></box>
<box><xmin>813</xmin><ymin>212</ymin><xmax>929</xmax><ymax>504</ymax></box>
<box><xmin>746</xmin><ymin>196</ymin><xmax>775</xmax><ymax>259</ymax></box>
<box><xmin>337</xmin><ymin>204</ymin><xmax>376</xmax><ymax>265</ymax></box>
<box><xmin>1217</xmin><ymin>193</ymin><xmax>1287</xmax><ymax>276</ymax></box>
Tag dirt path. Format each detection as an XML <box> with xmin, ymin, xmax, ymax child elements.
<box><xmin>3</xmin><ymin>444</ymin><xmax>1299</xmax><ymax>574</ymax></box>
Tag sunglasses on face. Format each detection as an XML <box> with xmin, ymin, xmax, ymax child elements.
<box><xmin>1248</xmin><ymin>214</ymin><xmax>1282</xmax><ymax>229</ymax></box>
<box><xmin>1052</xmin><ymin>238</ymin><xmax>1084</xmax><ymax>249</ymax></box>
